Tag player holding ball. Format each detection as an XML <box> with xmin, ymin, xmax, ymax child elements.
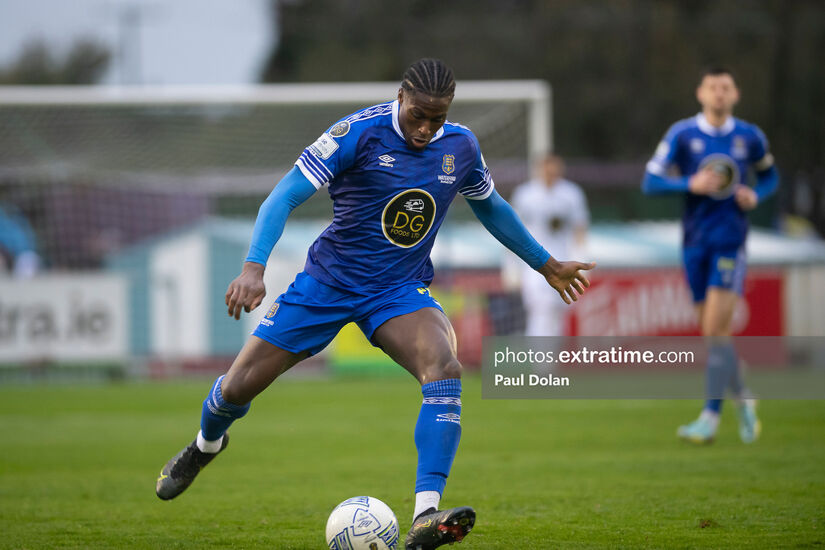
<box><xmin>642</xmin><ymin>67</ymin><xmax>779</xmax><ymax>444</ymax></box>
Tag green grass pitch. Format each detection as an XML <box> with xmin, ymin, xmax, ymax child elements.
<box><xmin>2</xmin><ymin>375</ymin><xmax>824</xmax><ymax>549</ymax></box>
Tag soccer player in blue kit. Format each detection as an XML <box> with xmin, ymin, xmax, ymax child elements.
<box><xmin>643</xmin><ymin>67</ymin><xmax>779</xmax><ymax>445</ymax></box>
<box><xmin>156</xmin><ymin>59</ymin><xmax>595</xmax><ymax>549</ymax></box>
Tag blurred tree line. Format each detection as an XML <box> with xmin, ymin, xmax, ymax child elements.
<box><xmin>262</xmin><ymin>0</ymin><xmax>824</xmax><ymax>234</ymax></box>
<box><xmin>0</xmin><ymin>39</ymin><xmax>110</xmax><ymax>85</ymax></box>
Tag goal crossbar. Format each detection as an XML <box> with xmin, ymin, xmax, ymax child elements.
<box><xmin>0</xmin><ymin>81</ymin><xmax>553</xmax><ymax>157</ymax></box>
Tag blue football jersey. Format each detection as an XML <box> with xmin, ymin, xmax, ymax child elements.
<box><xmin>646</xmin><ymin>113</ymin><xmax>774</xmax><ymax>247</ymax></box>
<box><xmin>294</xmin><ymin>100</ymin><xmax>493</xmax><ymax>291</ymax></box>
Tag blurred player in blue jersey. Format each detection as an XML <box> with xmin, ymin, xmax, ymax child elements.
<box><xmin>156</xmin><ymin>58</ymin><xmax>594</xmax><ymax>549</ymax></box>
<box><xmin>643</xmin><ymin>67</ymin><xmax>779</xmax><ymax>445</ymax></box>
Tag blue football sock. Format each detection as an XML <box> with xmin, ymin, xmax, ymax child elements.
<box><xmin>727</xmin><ymin>349</ymin><xmax>744</xmax><ymax>398</ymax></box>
<box><xmin>704</xmin><ymin>398</ymin><xmax>723</xmax><ymax>414</ymax></box>
<box><xmin>704</xmin><ymin>342</ymin><xmax>737</xmax><ymax>414</ymax></box>
<box><xmin>200</xmin><ymin>375</ymin><xmax>251</xmax><ymax>441</ymax></box>
<box><xmin>414</xmin><ymin>378</ymin><xmax>462</xmax><ymax>495</ymax></box>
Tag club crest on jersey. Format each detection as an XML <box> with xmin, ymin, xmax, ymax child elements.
<box><xmin>438</xmin><ymin>154</ymin><xmax>457</xmax><ymax>184</ymax></box>
<box><xmin>381</xmin><ymin>189</ymin><xmax>436</xmax><ymax>248</ymax></box>
<box><xmin>329</xmin><ymin>121</ymin><xmax>350</xmax><ymax>138</ymax></box>
<box><xmin>731</xmin><ymin>136</ymin><xmax>748</xmax><ymax>159</ymax></box>
<box><xmin>442</xmin><ymin>154</ymin><xmax>456</xmax><ymax>174</ymax></box>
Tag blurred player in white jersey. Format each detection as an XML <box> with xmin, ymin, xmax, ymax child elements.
<box><xmin>509</xmin><ymin>154</ymin><xmax>589</xmax><ymax>336</ymax></box>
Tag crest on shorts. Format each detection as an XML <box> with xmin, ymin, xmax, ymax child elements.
<box><xmin>329</xmin><ymin>121</ymin><xmax>350</xmax><ymax>138</ymax></box>
<box><xmin>442</xmin><ymin>154</ymin><xmax>455</xmax><ymax>174</ymax></box>
<box><xmin>265</xmin><ymin>302</ymin><xmax>280</xmax><ymax>318</ymax></box>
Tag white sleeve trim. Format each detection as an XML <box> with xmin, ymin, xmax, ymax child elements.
<box><xmin>463</xmin><ymin>180</ymin><xmax>495</xmax><ymax>200</ymax></box>
<box><xmin>295</xmin><ymin>158</ymin><xmax>324</xmax><ymax>189</ymax></box>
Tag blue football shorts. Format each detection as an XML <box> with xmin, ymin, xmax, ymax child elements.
<box><xmin>252</xmin><ymin>270</ymin><xmax>444</xmax><ymax>356</ymax></box>
<box><xmin>682</xmin><ymin>244</ymin><xmax>747</xmax><ymax>303</ymax></box>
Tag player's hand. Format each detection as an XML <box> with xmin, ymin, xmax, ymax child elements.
<box><xmin>734</xmin><ymin>185</ymin><xmax>758</xmax><ymax>211</ymax></box>
<box><xmin>537</xmin><ymin>257</ymin><xmax>596</xmax><ymax>304</ymax></box>
<box><xmin>688</xmin><ymin>168</ymin><xmax>725</xmax><ymax>195</ymax></box>
<box><xmin>225</xmin><ymin>261</ymin><xmax>266</xmax><ymax>320</ymax></box>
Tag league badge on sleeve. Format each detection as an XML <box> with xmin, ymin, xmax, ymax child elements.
<box><xmin>309</xmin><ymin>133</ymin><xmax>339</xmax><ymax>159</ymax></box>
<box><xmin>329</xmin><ymin>121</ymin><xmax>350</xmax><ymax>138</ymax></box>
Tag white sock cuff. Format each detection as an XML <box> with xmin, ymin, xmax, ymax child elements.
<box><xmin>413</xmin><ymin>490</ymin><xmax>441</xmax><ymax>521</ymax></box>
<box><xmin>196</xmin><ymin>430</ymin><xmax>224</xmax><ymax>453</ymax></box>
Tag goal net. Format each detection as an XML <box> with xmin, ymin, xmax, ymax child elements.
<box><xmin>0</xmin><ymin>82</ymin><xmax>550</xmax><ymax>368</ymax></box>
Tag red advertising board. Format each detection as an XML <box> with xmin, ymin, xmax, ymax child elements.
<box><xmin>567</xmin><ymin>268</ymin><xmax>784</xmax><ymax>336</ymax></box>
<box><xmin>439</xmin><ymin>267</ymin><xmax>785</xmax><ymax>367</ymax></box>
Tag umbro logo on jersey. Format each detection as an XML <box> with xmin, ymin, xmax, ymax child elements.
<box><xmin>690</xmin><ymin>138</ymin><xmax>705</xmax><ymax>154</ymax></box>
<box><xmin>378</xmin><ymin>154</ymin><xmax>395</xmax><ymax>167</ymax></box>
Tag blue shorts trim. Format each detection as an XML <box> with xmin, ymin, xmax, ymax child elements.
<box><xmin>251</xmin><ymin>271</ymin><xmax>443</xmax><ymax>356</ymax></box>
<box><xmin>683</xmin><ymin>244</ymin><xmax>747</xmax><ymax>303</ymax></box>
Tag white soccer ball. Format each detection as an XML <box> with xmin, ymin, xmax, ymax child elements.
<box><xmin>325</xmin><ymin>496</ymin><xmax>399</xmax><ymax>550</ymax></box>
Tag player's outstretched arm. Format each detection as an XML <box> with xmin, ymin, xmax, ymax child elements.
<box><xmin>467</xmin><ymin>189</ymin><xmax>595</xmax><ymax>304</ymax></box>
<box><xmin>225</xmin><ymin>167</ymin><xmax>317</xmax><ymax>319</ymax></box>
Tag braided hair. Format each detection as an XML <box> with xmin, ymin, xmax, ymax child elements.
<box><xmin>401</xmin><ymin>58</ymin><xmax>456</xmax><ymax>98</ymax></box>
